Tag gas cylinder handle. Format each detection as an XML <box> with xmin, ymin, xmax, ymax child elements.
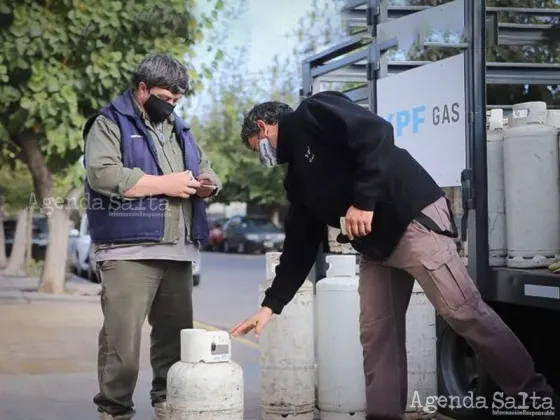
<box><xmin>326</xmin><ymin>255</ymin><xmax>356</xmax><ymax>277</ymax></box>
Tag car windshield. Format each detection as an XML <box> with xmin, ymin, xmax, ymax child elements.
<box><xmin>3</xmin><ymin>220</ymin><xmax>16</xmax><ymax>239</ymax></box>
<box><xmin>33</xmin><ymin>218</ymin><xmax>48</xmax><ymax>235</ymax></box>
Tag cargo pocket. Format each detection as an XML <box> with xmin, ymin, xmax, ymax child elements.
<box><xmin>417</xmin><ymin>252</ymin><xmax>479</xmax><ymax>312</ymax></box>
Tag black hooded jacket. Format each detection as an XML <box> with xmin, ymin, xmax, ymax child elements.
<box><xmin>262</xmin><ymin>91</ymin><xmax>445</xmax><ymax>314</ymax></box>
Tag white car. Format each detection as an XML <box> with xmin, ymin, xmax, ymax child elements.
<box><xmin>68</xmin><ymin>214</ymin><xmax>91</xmax><ymax>278</ymax></box>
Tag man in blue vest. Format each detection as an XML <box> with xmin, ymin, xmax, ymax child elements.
<box><xmin>84</xmin><ymin>53</ymin><xmax>220</xmax><ymax>420</ymax></box>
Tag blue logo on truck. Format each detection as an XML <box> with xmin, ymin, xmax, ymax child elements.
<box><xmin>384</xmin><ymin>102</ymin><xmax>461</xmax><ymax>138</ymax></box>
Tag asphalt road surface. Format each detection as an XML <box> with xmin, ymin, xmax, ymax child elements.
<box><xmin>0</xmin><ymin>252</ymin><xmax>265</xmax><ymax>420</ymax></box>
<box><xmin>194</xmin><ymin>251</ymin><xmax>266</xmax><ymax>332</ymax></box>
<box><xmin>0</xmin><ymin>253</ymin><xmax>450</xmax><ymax>420</ymax></box>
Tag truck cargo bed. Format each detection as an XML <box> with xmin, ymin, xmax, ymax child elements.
<box><xmin>480</xmin><ymin>267</ymin><xmax>560</xmax><ymax>310</ymax></box>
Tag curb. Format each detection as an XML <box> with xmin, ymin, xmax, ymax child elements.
<box><xmin>0</xmin><ymin>290</ymin><xmax>100</xmax><ymax>303</ymax></box>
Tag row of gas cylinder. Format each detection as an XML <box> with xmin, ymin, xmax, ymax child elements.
<box><xmin>164</xmin><ymin>252</ymin><xmax>437</xmax><ymax>419</ymax></box>
<box><xmin>487</xmin><ymin>102</ymin><xmax>560</xmax><ymax>268</ymax></box>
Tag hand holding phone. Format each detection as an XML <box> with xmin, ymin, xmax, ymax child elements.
<box><xmin>195</xmin><ymin>173</ymin><xmax>217</xmax><ymax>197</ymax></box>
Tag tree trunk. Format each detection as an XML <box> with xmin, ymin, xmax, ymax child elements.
<box><xmin>0</xmin><ymin>196</ymin><xmax>7</xmax><ymax>269</ymax></box>
<box><xmin>16</xmin><ymin>134</ymin><xmax>66</xmax><ymax>292</ymax></box>
<box><xmin>3</xmin><ymin>208</ymin><xmax>29</xmax><ymax>276</ymax></box>
<box><xmin>25</xmin><ymin>207</ymin><xmax>34</xmax><ymax>267</ymax></box>
<box><xmin>37</xmin><ymin>206</ymin><xmax>70</xmax><ymax>293</ymax></box>
<box><xmin>18</xmin><ymin>135</ymin><xmax>53</xmax><ymax>204</ymax></box>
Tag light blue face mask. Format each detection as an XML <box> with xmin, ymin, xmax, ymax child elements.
<box><xmin>258</xmin><ymin>138</ymin><xmax>277</xmax><ymax>168</ymax></box>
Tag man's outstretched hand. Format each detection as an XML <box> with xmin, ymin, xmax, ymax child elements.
<box><xmin>344</xmin><ymin>205</ymin><xmax>374</xmax><ymax>239</ymax></box>
<box><xmin>230</xmin><ymin>307</ymin><xmax>273</xmax><ymax>338</ymax></box>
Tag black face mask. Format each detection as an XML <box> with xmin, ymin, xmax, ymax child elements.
<box><xmin>144</xmin><ymin>95</ymin><xmax>175</xmax><ymax>123</ymax></box>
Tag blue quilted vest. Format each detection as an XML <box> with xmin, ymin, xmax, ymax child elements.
<box><xmin>83</xmin><ymin>89</ymin><xmax>209</xmax><ymax>245</ymax></box>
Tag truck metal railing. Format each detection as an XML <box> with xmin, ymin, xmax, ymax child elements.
<box><xmin>301</xmin><ymin>37</ymin><xmax>398</xmax><ymax>110</ymax></box>
<box><xmin>303</xmin><ymin>0</ymin><xmax>560</xmax><ymax>310</ymax></box>
<box><xmin>306</xmin><ymin>57</ymin><xmax>560</xmax><ymax>87</ymax></box>
<box><xmin>342</xmin><ymin>3</ymin><xmax>560</xmax><ymax>46</ymax></box>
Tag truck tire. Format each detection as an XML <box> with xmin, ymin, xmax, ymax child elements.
<box><xmin>437</xmin><ymin>317</ymin><xmax>495</xmax><ymax>419</ymax></box>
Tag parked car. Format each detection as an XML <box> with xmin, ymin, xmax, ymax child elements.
<box><xmin>68</xmin><ymin>214</ymin><xmax>91</xmax><ymax>278</ymax></box>
<box><xmin>4</xmin><ymin>216</ymin><xmax>48</xmax><ymax>260</ymax></box>
<box><xmin>206</xmin><ymin>218</ymin><xmax>227</xmax><ymax>252</ymax></box>
<box><xmin>222</xmin><ymin>215</ymin><xmax>284</xmax><ymax>254</ymax></box>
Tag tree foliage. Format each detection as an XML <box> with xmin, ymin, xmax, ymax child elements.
<box><xmin>0</xmin><ymin>0</ymin><xmax>224</xmax><ymax>178</ymax></box>
<box><xmin>189</xmin><ymin>49</ymin><xmax>291</xmax><ymax>207</ymax></box>
<box><xmin>188</xmin><ymin>0</ymin><xmax>346</xmax><ymax>207</ymax></box>
<box><xmin>0</xmin><ymin>162</ymin><xmax>35</xmax><ymax>214</ymax></box>
<box><xmin>0</xmin><ymin>0</ymin><xmax>224</xmax><ymax>292</ymax></box>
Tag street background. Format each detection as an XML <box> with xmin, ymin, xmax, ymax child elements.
<box><xmin>0</xmin><ymin>252</ymin><xmax>263</xmax><ymax>420</ymax></box>
<box><xmin>0</xmin><ymin>251</ymin><xmax>453</xmax><ymax>420</ymax></box>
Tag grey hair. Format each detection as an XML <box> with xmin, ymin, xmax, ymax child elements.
<box><xmin>132</xmin><ymin>53</ymin><xmax>189</xmax><ymax>94</ymax></box>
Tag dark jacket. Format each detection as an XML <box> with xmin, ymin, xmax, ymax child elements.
<box><xmin>261</xmin><ymin>91</ymin><xmax>445</xmax><ymax>314</ymax></box>
<box><xmin>83</xmin><ymin>89</ymin><xmax>209</xmax><ymax>244</ymax></box>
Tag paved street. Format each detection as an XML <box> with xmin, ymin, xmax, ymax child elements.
<box><xmin>0</xmin><ymin>252</ymin><xmax>264</xmax><ymax>420</ymax></box>
<box><xmin>193</xmin><ymin>252</ymin><xmax>266</xmax><ymax>332</ymax></box>
<box><xmin>0</xmin><ymin>252</ymin><xmax>450</xmax><ymax>420</ymax></box>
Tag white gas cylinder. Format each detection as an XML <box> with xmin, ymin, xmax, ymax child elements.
<box><xmin>259</xmin><ymin>252</ymin><xmax>315</xmax><ymax>420</ymax></box>
<box><xmin>167</xmin><ymin>329</ymin><xmax>244</xmax><ymax>420</ymax></box>
<box><xmin>547</xmin><ymin>110</ymin><xmax>560</xmax><ymax>129</ymax></box>
<box><xmin>316</xmin><ymin>254</ymin><xmax>366</xmax><ymax>420</ymax></box>
<box><xmin>486</xmin><ymin>108</ymin><xmax>507</xmax><ymax>266</ymax></box>
<box><xmin>503</xmin><ymin>101</ymin><xmax>560</xmax><ymax>268</ymax></box>
<box><xmin>405</xmin><ymin>281</ymin><xmax>437</xmax><ymax>418</ymax></box>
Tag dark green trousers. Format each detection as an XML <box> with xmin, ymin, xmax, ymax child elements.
<box><xmin>93</xmin><ymin>260</ymin><xmax>193</xmax><ymax>418</ymax></box>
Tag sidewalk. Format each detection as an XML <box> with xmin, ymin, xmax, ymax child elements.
<box><xmin>0</xmin><ymin>273</ymin><xmax>261</xmax><ymax>420</ymax></box>
<box><xmin>0</xmin><ymin>273</ymin><xmax>449</xmax><ymax>420</ymax></box>
<box><xmin>0</xmin><ymin>273</ymin><xmax>102</xmax><ymax>302</ymax></box>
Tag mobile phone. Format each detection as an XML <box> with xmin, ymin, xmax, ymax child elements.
<box><xmin>198</xmin><ymin>184</ymin><xmax>217</xmax><ymax>190</ymax></box>
<box><xmin>340</xmin><ymin>217</ymin><xmax>347</xmax><ymax>235</ymax></box>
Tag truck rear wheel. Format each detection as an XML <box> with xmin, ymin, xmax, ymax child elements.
<box><xmin>437</xmin><ymin>317</ymin><xmax>496</xmax><ymax>419</ymax></box>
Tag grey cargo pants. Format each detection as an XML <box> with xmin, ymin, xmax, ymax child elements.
<box><xmin>359</xmin><ymin>196</ymin><xmax>554</xmax><ymax>419</ymax></box>
<box><xmin>93</xmin><ymin>259</ymin><xmax>193</xmax><ymax>418</ymax></box>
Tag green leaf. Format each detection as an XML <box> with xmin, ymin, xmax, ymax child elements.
<box><xmin>20</xmin><ymin>96</ymin><xmax>35</xmax><ymax>111</ymax></box>
<box><xmin>29</xmin><ymin>24</ymin><xmax>42</xmax><ymax>38</ymax></box>
<box><xmin>46</xmin><ymin>77</ymin><xmax>60</xmax><ymax>93</ymax></box>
